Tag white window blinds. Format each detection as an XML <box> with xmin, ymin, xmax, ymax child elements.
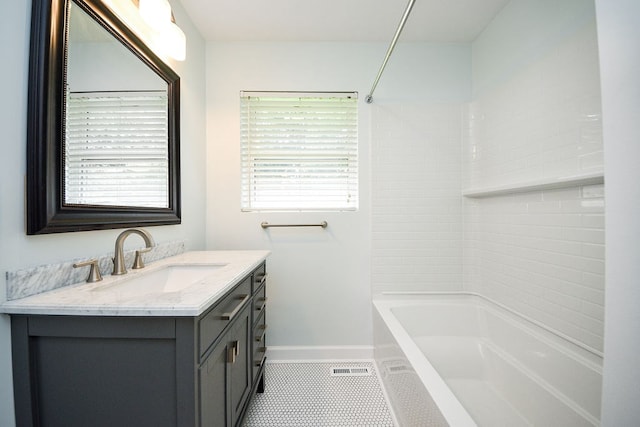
<box><xmin>240</xmin><ymin>92</ymin><xmax>358</xmax><ymax>211</ymax></box>
<box><xmin>64</xmin><ymin>91</ymin><xmax>169</xmax><ymax>208</ymax></box>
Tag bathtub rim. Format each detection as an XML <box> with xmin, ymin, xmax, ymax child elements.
<box><xmin>377</xmin><ymin>291</ymin><xmax>603</xmax><ymax>361</ymax></box>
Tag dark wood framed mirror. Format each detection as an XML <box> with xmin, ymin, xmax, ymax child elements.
<box><xmin>26</xmin><ymin>0</ymin><xmax>181</xmax><ymax>235</ymax></box>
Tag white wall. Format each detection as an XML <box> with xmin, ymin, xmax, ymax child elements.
<box><xmin>205</xmin><ymin>42</ymin><xmax>469</xmax><ymax>354</ymax></box>
<box><xmin>204</xmin><ymin>3</ymin><xmax>606</xmax><ymax>357</ymax></box>
<box><xmin>464</xmin><ymin>0</ymin><xmax>605</xmax><ymax>353</ymax></box>
<box><xmin>596</xmin><ymin>0</ymin><xmax>640</xmax><ymax>423</ymax></box>
<box><xmin>0</xmin><ymin>1</ymin><xmax>207</xmax><ymax>425</ymax></box>
<box><xmin>206</xmin><ymin>42</ymin><xmax>374</xmax><ymax>354</ymax></box>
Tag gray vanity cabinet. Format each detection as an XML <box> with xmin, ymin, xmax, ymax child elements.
<box><xmin>10</xmin><ymin>263</ymin><xmax>267</xmax><ymax>427</ymax></box>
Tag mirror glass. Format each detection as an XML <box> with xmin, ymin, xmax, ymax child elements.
<box><xmin>26</xmin><ymin>0</ymin><xmax>181</xmax><ymax>234</ymax></box>
<box><xmin>66</xmin><ymin>2</ymin><xmax>169</xmax><ymax>208</ymax></box>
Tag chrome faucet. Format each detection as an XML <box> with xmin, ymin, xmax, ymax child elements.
<box><xmin>112</xmin><ymin>228</ymin><xmax>155</xmax><ymax>275</ymax></box>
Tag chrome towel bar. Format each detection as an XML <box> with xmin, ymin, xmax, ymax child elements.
<box><xmin>261</xmin><ymin>221</ymin><xmax>328</xmax><ymax>229</ymax></box>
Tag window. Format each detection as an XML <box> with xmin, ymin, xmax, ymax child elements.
<box><xmin>65</xmin><ymin>91</ymin><xmax>169</xmax><ymax>208</ymax></box>
<box><xmin>240</xmin><ymin>92</ymin><xmax>358</xmax><ymax>211</ymax></box>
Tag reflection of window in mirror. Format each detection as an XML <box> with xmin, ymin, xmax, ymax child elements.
<box><xmin>65</xmin><ymin>91</ymin><xmax>169</xmax><ymax>207</ymax></box>
<box><xmin>65</xmin><ymin>1</ymin><xmax>169</xmax><ymax>208</ymax></box>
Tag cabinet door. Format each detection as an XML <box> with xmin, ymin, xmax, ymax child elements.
<box><xmin>229</xmin><ymin>303</ymin><xmax>252</xmax><ymax>426</ymax></box>
<box><xmin>200</xmin><ymin>342</ymin><xmax>228</xmax><ymax>427</ymax></box>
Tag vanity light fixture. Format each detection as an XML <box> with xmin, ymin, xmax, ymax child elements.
<box><xmin>139</xmin><ymin>0</ymin><xmax>186</xmax><ymax>60</ymax></box>
<box><xmin>139</xmin><ymin>0</ymin><xmax>172</xmax><ymax>29</ymax></box>
<box><xmin>161</xmin><ymin>20</ymin><xmax>187</xmax><ymax>61</ymax></box>
<box><xmin>102</xmin><ymin>0</ymin><xmax>186</xmax><ymax>61</ymax></box>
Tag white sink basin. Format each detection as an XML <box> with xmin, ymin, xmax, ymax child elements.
<box><xmin>95</xmin><ymin>264</ymin><xmax>226</xmax><ymax>295</ymax></box>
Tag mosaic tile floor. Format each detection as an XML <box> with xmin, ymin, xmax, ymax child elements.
<box><xmin>242</xmin><ymin>362</ymin><xmax>396</xmax><ymax>426</ymax></box>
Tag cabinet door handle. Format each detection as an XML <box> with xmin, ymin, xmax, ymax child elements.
<box><xmin>227</xmin><ymin>340</ymin><xmax>239</xmax><ymax>364</ymax></box>
<box><xmin>221</xmin><ymin>294</ymin><xmax>250</xmax><ymax>321</ymax></box>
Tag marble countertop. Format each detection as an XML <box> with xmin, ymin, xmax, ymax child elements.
<box><xmin>0</xmin><ymin>250</ymin><xmax>270</xmax><ymax>317</ymax></box>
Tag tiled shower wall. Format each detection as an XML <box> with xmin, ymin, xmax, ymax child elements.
<box><xmin>466</xmin><ymin>21</ymin><xmax>603</xmax><ymax>188</ymax></box>
<box><xmin>371</xmin><ymin>3</ymin><xmax>604</xmax><ymax>352</ymax></box>
<box><xmin>464</xmin><ymin>8</ymin><xmax>604</xmax><ymax>353</ymax></box>
<box><xmin>464</xmin><ymin>186</ymin><xmax>605</xmax><ymax>352</ymax></box>
<box><xmin>371</xmin><ymin>104</ymin><xmax>464</xmax><ymax>295</ymax></box>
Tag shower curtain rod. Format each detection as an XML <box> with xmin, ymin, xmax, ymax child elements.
<box><xmin>365</xmin><ymin>0</ymin><xmax>416</xmax><ymax>104</ymax></box>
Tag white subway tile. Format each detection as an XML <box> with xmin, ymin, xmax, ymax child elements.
<box><xmin>581</xmin><ymin>272</ymin><xmax>605</xmax><ymax>291</ymax></box>
<box><xmin>374</xmin><ymin>20</ymin><xmax>603</xmax><ymax>351</ymax></box>
<box><xmin>581</xmin><ymin>300</ymin><xmax>605</xmax><ymax>321</ymax></box>
<box><xmin>581</xmin><ymin>184</ymin><xmax>605</xmax><ymax>198</ymax></box>
<box><xmin>372</xmin><ymin>104</ymin><xmax>464</xmax><ymax>294</ymax></box>
<box><xmin>562</xmin><ymin>228</ymin><xmax>605</xmax><ymax>244</ymax></box>
<box><xmin>582</xmin><ymin>214</ymin><xmax>604</xmax><ymax>229</ymax></box>
<box><xmin>581</xmin><ymin>243</ymin><xmax>605</xmax><ymax>260</ymax></box>
<box><xmin>542</xmin><ymin>187</ymin><xmax>582</xmax><ymax>201</ymax></box>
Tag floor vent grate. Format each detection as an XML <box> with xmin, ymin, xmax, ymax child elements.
<box><xmin>330</xmin><ymin>366</ymin><xmax>372</xmax><ymax>377</ymax></box>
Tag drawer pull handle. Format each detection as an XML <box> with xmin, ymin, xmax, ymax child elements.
<box><xmin>254</xmin><ymin>273</ymin><xmax>267</xmax><ymax>286</ymax></box>
<box><xmin>255</xmin><ymin>297</ymin><xmax>268</xmax><ymax>312</ymax></box>
<box><xmin>254</xmin><ymin>355</ymin><xmax>266</xmax><ymax>367</ymax></box>
<box><xmin>255</xmin><ymin>324</ymin><xmax>267</xmax><ymax>342</ymax></box>
<box><xmin>221</xmin><ymin>294</ymin><xmax>250</xmax><ymax>321</ymax></box>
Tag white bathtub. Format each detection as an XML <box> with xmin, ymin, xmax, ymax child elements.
<box><xmin>373</xmin><ymin>293</ymin><xmax>602</xmax><ymax>427</ymax></box>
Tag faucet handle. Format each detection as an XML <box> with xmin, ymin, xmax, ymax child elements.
<box><xmin>73</xmin><ymin>259</ymin><xmax>103</xmax><ymax>283</ymax></box>
<box><xmin>132</xmin><ymin>247</ymin><xmax>153</xmax><ymax>270</ymax></box>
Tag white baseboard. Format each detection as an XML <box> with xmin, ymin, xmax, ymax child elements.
<box><xmin>266</xmin><ymin>345</ymin><xmax>374</xmax><ymax>362</ymax></box>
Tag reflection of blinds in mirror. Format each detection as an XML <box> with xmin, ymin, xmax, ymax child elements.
<box><xmin>65</xmin><ymin>91</ymin><xmax>169</xmax><ymax>208</ymax></box>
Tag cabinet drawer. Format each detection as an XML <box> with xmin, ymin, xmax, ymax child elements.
<box><xmin>199</xmin><ymin>276</ymin><xmax>251</xmax><ymax>358</ymax></box>
<box><xmin>252</xmin><ymin>263</ymin><xmax>267</xmax><ymax>293</ymax></box>
<box><xmin>252</xmin><ymin>310</ymin><xmax>267</xmax><ymax>380</ymax></box>
<box><xmin>252</xmin><ymin>283</ymin><xmax>267</xmax><ymax>326</ymax></box>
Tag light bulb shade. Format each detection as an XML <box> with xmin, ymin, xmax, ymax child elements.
<box><xmin>161</xmin><ymin>22</ymin><xmax>186</xmax><ymax>61</ymax></box>
<box><xmin>139</xmin><ymin>0</ymin><xmax>172</xmax><ymax>30</ymax></box>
